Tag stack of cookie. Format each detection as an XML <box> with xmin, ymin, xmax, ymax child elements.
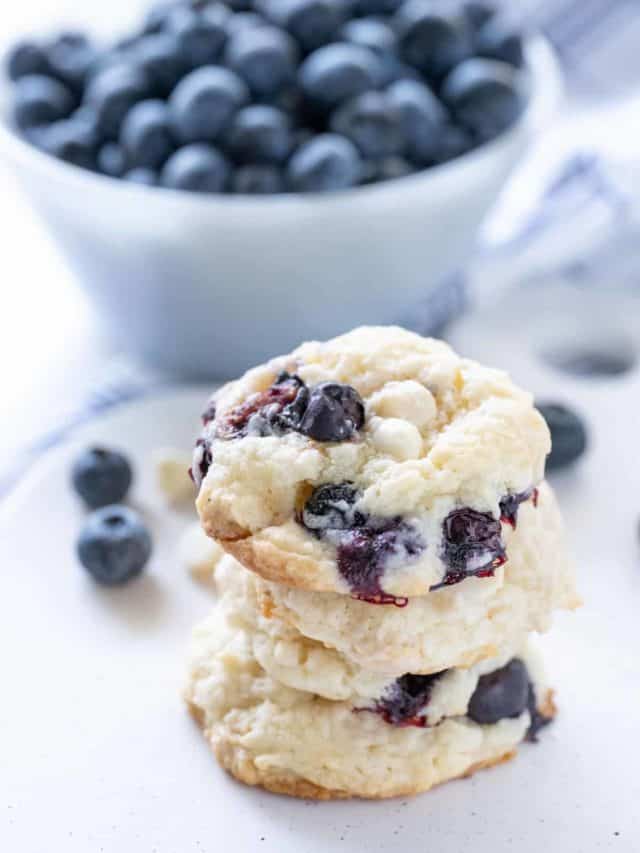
<box><xmin>186</xmin><ymin>327</ymin><xmax>579</xmax><ymax>800</ymax></box>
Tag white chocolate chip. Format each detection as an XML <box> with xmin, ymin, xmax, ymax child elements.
<box><xmin>179</xmin><ymin>522</ymin><xmax>224</xmax><ymax>584</ymax></box>
<box><xmin>154</xmin><ymin>448</ymin><xmax>196</xmax><ymax>505</ymax></box>
<box><xmin>370</xmin><ymin>417</ymin><xmax>423</xmax><ymax>460</ymax></box>
<box><xmin>368</xmin><ymin>381</ymin><xmax>436</xmax><ymax>428</ymax></box>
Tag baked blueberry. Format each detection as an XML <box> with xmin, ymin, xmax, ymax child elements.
<box><xmin>386</xmin><ymin>78</ymin><xmax>447</xmax><ymax>163</ymax></box>
<box><xmin>7</xmin><ymin>41</ymin><xmax>50</xmax><ymax>81</ymax></box>
<box><xmin>439</xmin><ymin>506</ymin><xmax>505</xmax><ymax>586</ymax></box>
<box><xmin>395</xmin><ymin>0</ymin><xmax>472</xmax><ymax>79</ymax></box>
<box><xmin>476</xmin><ymin>18</ymin><xmax>525</xmax><ymax>68</ymax></box>
<box><xmin>467</xmin><ymin>658</ymin><xmax>529</xmax><ymax>724</ymax></box>
<box><xmin>36</xmin><ymin>115</ymin><xmax>97</xmax><ymax>170</ymax></box>
<box><xmin>537</xmin><ymin>402</ymin><xmax>588</xmax><ymax>471</ymax></box>
<box><xmin>258</xmin><ymin>0</ymin><xmax>347</xmax><ymax>52</ymax></box>
<box><xmin>125</xmin><ymin>167</ymin><xmax>159</xmax><ymax>185</ymax></box>
<box><xmin>336</xmin><ymin>521</ymin><xmax>424</xmax><ymax>600</ymax></box>
<box><xmin>339</xmin><ymin>17</ymin><xmax>397</xmax><ymax>54</ymax></box>
<box><xmin>120</xmin><ymin>99</ymin><xmax>175</xmax><ymax>168</ymax></box>
<box><xmin>224</xmin><ymin>25</ymin><xmax>298</xmax><ymax>97</ymax></box>
<box><xmin>330</xmin><ymin>90</ymin><xmax>404</xmax><ymax>160</ymax></box>
<box><xmin>225</xmin><ymin>104</ymin><xmax>291</xmax><ymax>163</ymax></box>
<box><xmin>165</xmin><ymin>5</ymin><xmax>229</xmax><ymax>68</ymax></box>
<box><xmin>232</xmin><ymin>164</ymin><xmax>284</xmax><ymax>193</ymax></box>
<box><xmin>499</xmin><ymin>488</ymin><xmax>536</xmax><ymax>528</ymax></box>
<box><xmin>12</xmin><ymin>74</ymin><xmax>75</xmax><ymax>131</ymax></box>
<box><xmin>298</xmin><ymin>43</ymin><xmax>382</xmax><ymax>110</ymax></box>
<box><xmin>85</xmin><ymin>63</ymin><xmax>150</xmax><ymax>138</ymax></box>
<box><xmin>287</xmin><ymin>133</ymin><xmax>362</xmax><ymax>192</ymax></box>
<box><xmin>132</xmin><ymin>34</ymin><xmax>186</xmax><ymax>97</ymax></box>
<box><xmin>301</xmin><ymin>482</ymin><xmax>364</xmax><ymax>532</ymax></box>
<box><xmin>72</xmin><ymin>446</ymin><xmax>133</xmax><ymax>509</ymax></box>
<box><xmin>297</xmin><ymin>381</ymin><xmax>365</xmax><ymax>441</ymax></box>
<box><xmin>169</xmin><ymin>66</ymin><xmax>249</xmax><ymax>143</ymax></box>
<box><xmin>46</xmin><ymin>32</ymin><xmax>97</xmax><ymax>93</ymax></box>
<box><xmin>77</xmin><ymin>505</ymin><xmax>152</xmax><ymax>586</ymax></box>
<box><xmin>97</xmin><ymin>142</ymin><xmax>128</xmax><ymax>176</ymax></box>
<box><xmin>526</xmin><ymin>683</ymin><xmax>553</xmax><ymax>742</ymax></box>
<box><xmin>216</xmin><ymin>371</ymin><xmax>305</xmax><ymax>437</ymax></box>
<box><xmin>441</xmin><ymin>57</ymin><xmax>525</xmax><ymax>142</ymax></box>
<box><xmin>372</xmin><ymin>671</ymin><xmax>444</xmax><ymax>726</ymax></box>
<box><xmin>191</xmin><ymin>436</ymin><xmax>213</xmax><ymax>487</ymax></box>
<box><xmin>161</xmin><ymin>142</ymin><xmax>230</xmax><ymax>191</ymax></box>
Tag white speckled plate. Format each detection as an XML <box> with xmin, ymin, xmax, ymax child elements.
<box><xmin>2</xmin><ymin>377</ymin><xmax>639</xmax><ymax>853</ymax></box>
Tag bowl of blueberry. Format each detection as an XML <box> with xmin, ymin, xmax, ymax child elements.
<box><xmin>1</xmin><ymin>0</ymin><xmax>560</xmax><ymax>378</ymax></box>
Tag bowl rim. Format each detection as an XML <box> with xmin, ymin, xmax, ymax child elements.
<box><xmin>0</xmin><ymin>35</ymin><xmax>562</xmax><ymax>208</ymax></box>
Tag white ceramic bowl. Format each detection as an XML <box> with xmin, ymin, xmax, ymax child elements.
<box><xmin>0</xmin><ymin>37</ymin><xmax>561</xmax><ymax>378</ymax></box>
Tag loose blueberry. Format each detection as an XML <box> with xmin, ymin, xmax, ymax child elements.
<box><xmin>85</xmin><ymin>63</ymin><xmax>150</xmax><ymax>138</ymax></box>
<box><xmin>77</xmin><ymin>505</ymin><xmax>152</xmax><ymax>586</ymax></box>
<box><xmin>12</xmin><ymin>74</ymin><xmax>75</xmax><ymax>131</ymax></box>
<box><xmin>464</xmin><ymin>1</ymin><xmax>496</xmax><ymax>31</ymax></box>
<box><xmin>330</xmin><ymin>90</ymin><xmax>404</xmax><ymax>159</ymax></box>
<box><xmin>537</xmin><ymin>402</ymin><xmax>588</xmax><ymax>471</ymax></box>
<box><xmin>36</xmin><ymin>115</ymin><xmax>97</xmax><ymax>170</ymax></box>
<box><xmin>144</xmin><ymin>1</ymin><xmax>181</xmax><ymax>35</ymax></box>
<box><xmin>224</xmin><ymin>25</ymin><xmax>298</xmax><ymax>97</ymax></box>
<box><xmin>287</xmin><ymin>133</ymin><xmax>362</xmax><ymax>192</ymax></box>
<box><xmin>161</xmin><ymin>142</ymin><xmax>230</xmax><ymax>191</ymax></box>
<box><xmin>7</xmin><ymin>41</ymin><xmax>50</xmax><ymax>81</ymax></box>
<box><xmin>225</xmin><ymin>12</ymin><xmax>267</xmax><ymax>37</ymax></box>
<box><xmin>362</xmin><ymin>155</ymin><xmax>413</xmax><ymax>184</ymax></box>
<box><xmin>169</xmin><ymin>66</ymin><xmax>249</xmax><ymax>143</ymax></box>
<box><xmin>258</xmin><ymin>0</ymin><xmax>347</xmax><ymax>52</ymax></box>
<box><xmin>132</xmin><ymin>34</ymin><xmax>185</xmax><ymax>97</ymax></box>
<box><xmin>46</xmin><ymin>32</ymin><xmax>97</xmax><ymax>93</ymax></box>
<box><xmin>371</xmin><ymin>671</ymin><xmax>444</xmax><ymax>726</ymax></box>
<box><xmin>225</xmin><ymin>104</ymin><xmax>291</xmax><ymax>163</ymax></box>
<box><xmin>232</xmin><ymin>164</ymin><xmax>284</xmax><ymax>193</ymax></box>
<box><xmin>298</xmin><ymin>43</ymin><xmax>382</xmax><ymax>110</ymax></box>
<box><xmin>72</xmin><ymin>446</ymin><xmax>133</xmax><ymax>509</ymax></box>
<box><xmin>120</xmin><ymin>99</ymin><xmax>175</xmax><ymax>169</ymax></box>
<box><xmin>297</xmin><ymin>381</ymin><xmax>365</xmax><ymax>440</ymax></box>
<box><xmin>301</xmin><ymin>482</ymin><xmax>364</xmax><ymax>532</ymax></box>
<box><xmin>432</xmin><ymin>121</ymin><xmax>474</xmax><ymax>163</ymax></box>
<box><xmin>395</xmin><ymin>0</ymin><xmax>472</xmax><ymax>79</ymax></box>
<box><xmin>476</xmin><ymin>18</ymin><xmax>525</xmax><ymax>68</ymax></box>
<box><xmin>165</xmin><ymin>5</ymin><xmax>229</xmax><ymax>68</ymax></box>
<box><xmin>386</xmin><ymin>78</ymin><xmax>447</xmax><ymax>163</ymax></box>
<box><xmin>340</xmin><ymin>17</ymin><xmax>397</xmax><ymax>54</ymax></box>
<box><xmin>441</xmin><ymin>57</ymin><xmax>525</xmax><ymax>142</ymax></box>
<box><xmin>353</xmin><ymin>0</ymin><xmax>403</xmax><ymax>13</ymax></box>
<box><xmin>438</xmin><ymin>507</ymin><xmax>505</xmax><ymax>587</ymax></box>
<box><xmin>125</xmin><ymin>167</ymin><xmax>159</xmax><ymax>185</ymax></box>
<box><xmin>97</xmin><ymin>142</ymin><xmax>128</xmax><ymax>176</ymax></box>
<box><xmin>467</xmin><ymin>658</ymin><xmax>530</xmax><ymax>724</ymax></box>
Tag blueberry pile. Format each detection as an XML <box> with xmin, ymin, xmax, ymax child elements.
<box><xmin>71</xmin><ymin>446</ymin><xmax>153</xmax><ymax>585</ymax></box>
<box><xmin>6</xmin><ymin>0</ymin><xmax>528</xmax><ymax>194</ymax></box>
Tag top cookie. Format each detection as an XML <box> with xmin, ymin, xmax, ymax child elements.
<box><xmin>193</xmin><ymin>326</ymin><xmax>550</xmax><ymax>598</ymax></box>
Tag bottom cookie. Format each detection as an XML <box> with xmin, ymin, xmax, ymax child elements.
<box><xmin>186</xmin><ymin>602</ymin><xmax>555</xmax><ymax>800</ymax></box>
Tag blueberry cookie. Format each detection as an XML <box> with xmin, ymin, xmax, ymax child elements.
<box><xmin>193</xmin><ymin>326</ymin><xmax>550</xmax><ymax>598</ymax></box>
<box><xmin>186</xmin><ymin>594</ymin><xmax>555</xmax><ymax>800</ymax></box>
<box><xmin>252</xmin><ymin>483</ymin><xmax>578</xmax><ymax>673</ymax></box>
